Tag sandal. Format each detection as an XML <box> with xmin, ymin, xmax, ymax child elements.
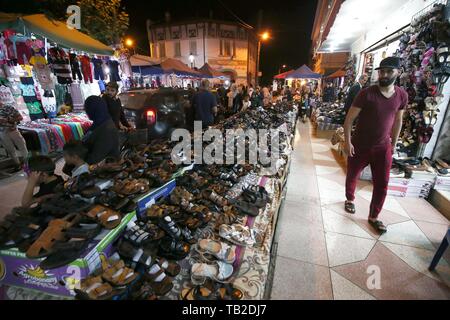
<box><xmin>195</xmin><ymin>239</ymin><xmax>236</xmax><ymax>264</ymax></box>
<box><xmin>158</xmin><ymin>236</ymin><xmax>190</xmax><ymax>261</ymax></box>
<box><xmin>101</xmin><ymin>258</ymin><xmax>138</xmax><ymax>287</ymax></box>
<box><xmin>345</xmin><ymin>201</ymin><xmax>356</xmax><ymax>214</ymax></box>
<box><xmin>85</xmin><ymin>205</ymin><xmax>122</xmax><ymax>230</ymax></box>
<box><xmin>157</xmin><ymin>258</ymin><xmax>181</xmax><ymax>277</ymax></box>
<box><xmin>129</xmin><ymin>280</ymin><xmax>158</xmax><ymax>300</ymax></box>
<box><xmin>117</xmin><ymin>239</ymin><xmax>155</xmax><ymax>268</ymax></box>
<box><xmin>191</xmin><ymin>261</ymin><xmax>234</xmax><ymax>284</ymax></box>
<box><xmin>75</xmin><ymin>275</ymin><xmax>123</xmax><ymax>300</ymax></box>
<box><xmin>202</xmin><ymin>190</ymin><xmax>228</xmax><ymax>207</ymax></box>
<box><xmin>368</xmin><ymin>220</ymin><xmax>387</xmax><ymax>234</ymax></box>
<box><xmin>143</xmin><ymin>264</ymin><xmax>174</xmax><ymax>296</ymax></box>
<box><xmin>229</xmin><ymin>199</ymin><xmax>260</xmax><ymax>217</ymax></box>
<box><xmin>123</xmin><ymin>223</ymin><xmax>156</xmax><ymax>248</ymax></box>
<box><xmin>180</xmin><ymin>286</ymin><xmax>214</xmax><ymax>300</ymax></box>
<box><xmin>158</xmin><ymin>216</ymin><xmax>183</xmax><ymax>240</ymax></box>
<box><xmin>26</xmin><ymin>213</ymin><xmax>80</xmax><ymax>259</ymax></box>
<box><xmin>219</xmin><ymin>224</ymin><xmax>255</xmax><ymax>247</ymax></box>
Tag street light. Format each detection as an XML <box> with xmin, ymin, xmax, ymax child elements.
<box><xmin>256</xmin><ymin>31</ymin><xmax>271</xmax><ymax>86</ymax></box>
<box><xmin>125</xmin><ymin>37</ymin><xmax>135</xmax><ymax>55</ymax></box>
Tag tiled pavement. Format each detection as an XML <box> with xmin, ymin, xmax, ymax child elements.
<box><xmin>271</xmin><ymin>121</ymin><xmax>450</xmax><ymax>300</ymax></box>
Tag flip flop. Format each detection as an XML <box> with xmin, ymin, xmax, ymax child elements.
<box><xmin>368</xmin><ymin>220</ymin><xmax>387</xmax><ymax>234</ymax></box>
<box><xmin>345</xmin><ymin>201</ymin><xmax>356</xmax><ymax>214</ymax></box>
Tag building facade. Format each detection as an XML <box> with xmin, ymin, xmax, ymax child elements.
<box><xmin>147</xmin><ymin>16</ymin><xmax>258</xmax><ymax>85</ymax></box>
<box><xmin>310</xmin><ymin>0</ymin><xmax>348</xmax><ymax>75</ymax></box>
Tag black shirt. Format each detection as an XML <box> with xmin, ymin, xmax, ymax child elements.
<box><xmin>192</xmin><ymin>90</ymin><xmax>217</xmax><ymax>127</ymax></box>
<box><xmin>34</xmin><ymin>175</ymin><xmax>64</xmax><ymax>198</ymax></box>
<box><xmin>83</xmin><ymin>119</ymin><xmax>120</xmax><ymax>165</ymax></box>
<box><xmin>344</xmin><ymin>83</ymin><xmax>362</xmax><ymax>113</ymax></box>
<box><xmin>102</xmin><ymin>95</ymin><xmax>130</xmax><ymax>129</ymax></box>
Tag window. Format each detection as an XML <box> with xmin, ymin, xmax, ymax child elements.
<box><xmin>224</xmin><ymin>40</ymin><xmax>231</xmax><ymax>57</ymax></box>
<box><xmin>174</xmin><ymin>42</ymin><xmax>181</xmax><ymax>57</ymax></box>
<box><xmin>190</xmin><ymin>41</ymin><xmax>197</xmax><ymax>55</ymax></box>
<box><xmin>159</xmin><ymin>43</ymin><xmax>166</xmax><ymax>58</ymax></box>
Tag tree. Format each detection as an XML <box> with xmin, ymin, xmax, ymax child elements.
<box><xmin>1</xmin><ymin>0</ymin><xmax>129</xmax><ymax>46</ymax></box>
<box><xmin>77</xmin><ymin>0</ymin><xmax>129</xmax><ymax>45</ymax></box>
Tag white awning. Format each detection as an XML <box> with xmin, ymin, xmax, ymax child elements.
<box><xmin>318</xmin><ymin>0</ymin><xmax>406</xmax><ymax>53</ymax></box>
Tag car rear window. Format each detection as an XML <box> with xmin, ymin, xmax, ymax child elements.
<box><xmin>120</xmin><ymin>92</ymin><xmax>150</xmax><ymax>110</ymax></box>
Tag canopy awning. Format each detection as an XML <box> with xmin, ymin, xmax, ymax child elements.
<box><xmin>160</xmin><ymin>58</ymin><xmax>205</xmax><ymax>78</ymax></box>
<box><xmin>274</xmin><ymin>69</ymin><xmax>295</xmax><ymax>79</ymax></box>
<box><xmin>199</xmin><ymin>63</ymin><xmax>229</xmax><ymax>79</ymax></box>
<box><xmin>0</xmin><ymin>13</ymin><xmax>113</xmax><ymax>55</ymax></box>
<box><xmin>286</xmin><ymin>65</ymin><xmax>322</xmax><ymax>79</ymax></box>
<box><xmin>130</xmin><ymin>54</ymin><xmax>160</xmax><ymax>67</ymax></box>
<box><xmin>325</xmin><ymin>69</ymin><xmax>346</xmax><ymax>79</ymax></box>
<box><xmin>131</xmin><ymin>66</ymin><xmax>164</xmax><ymax>76</ymax></box>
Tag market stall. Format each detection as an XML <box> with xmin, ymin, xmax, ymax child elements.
<box><xmin>0</xmin><ymin>13</ymin><xmax>136</xmax><ymax>155</ymax></box>
<box><xmin>0</xmin><ymin>102</ymin><xmax>297</xmax><ymax>300</ymax></box>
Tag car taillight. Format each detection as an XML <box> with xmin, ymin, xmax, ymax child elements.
<box><xmin>145</xmin><ymin>108</ymin><xmax>157</xmax><ymax>125</ymax></box>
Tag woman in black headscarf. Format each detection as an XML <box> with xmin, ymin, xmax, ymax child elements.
<box><xmin>83</xmin><ymin>96</ymin><xmax>120</xmax><ymax>165</ymax></box>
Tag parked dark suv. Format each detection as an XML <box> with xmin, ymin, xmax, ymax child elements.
<box><xmin>119</xmin><ymin>88</ymin><xmax>191</xmax><ymax>140</ymax></box>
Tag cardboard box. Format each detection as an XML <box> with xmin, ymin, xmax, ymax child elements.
<box><xmin>0</xmin><ymin>211</ymin><xmax>136</xmax><ymax>298</ymax></box>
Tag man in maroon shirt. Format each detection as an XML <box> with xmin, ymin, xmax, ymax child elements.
<box><xmin>343</xmin><ymin>57</ymin><xmax>407</xmax><ymax>234</ymax></box>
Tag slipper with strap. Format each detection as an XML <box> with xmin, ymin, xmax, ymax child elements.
<box><xmin>368</xmin><ymin>220</ymin><xmax>387</xmax><ymax>234</ymax></box>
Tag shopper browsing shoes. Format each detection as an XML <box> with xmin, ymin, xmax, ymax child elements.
<box><xmin>83</xmin><ymin>96</ymin><xmax>120</xmax><ymax>165</ymax></box>
<box><xmin>21</xmin><ymin>156</ymin><xmax>64</xmax><ymax>207</ymax></box>
<box><xmin>62</xmin><ymin>140</ymin><xmax>89</xmax><ymax>178</ymax></box>
<box><xmin>343</xmin><ymin>57</ymin><xmax>407</xmax><ymax>234</ymax></box>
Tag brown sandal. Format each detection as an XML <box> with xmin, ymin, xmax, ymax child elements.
<box><xmin>144</xmin><ymin>266</ymin><xmax>174</xmax><ymax>296</ymax></box>
<box><xmin>101</xmin><ymin>259</ymin><xmax>138</xmax><ymax>286</ymax></box>
<box><xmin>85</xmin><ymin>205</ymin><xmax>122</xmax><ymax>229</ymax></box>
<box><xmin>157</xmin><ymin>258</ymin><xmax>181</xmax><ymax>277</ymax></box>
<box><xmin>203</xmin><ymin>190</ymin><xmax>228</xmax><ymax>207</ymax></box>
<box><xmin>75</xmin><ymin>275</ymin><xmax>121</xmax><ymax>300</ymax></box>
<box><xmin>26</xmin><ymin>213</ymin><xmax>80</xmax><ymax>259</ymax></box>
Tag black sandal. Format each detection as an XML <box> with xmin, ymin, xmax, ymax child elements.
<box><xmin>368</xmin><ymin>220</ymin><xmax>387</xmax><ymax>234</ymax></box>
<box><xmin>344</xmin><ymin>201</ymin><xmax>356</xmax><ymax>214</ymax></box>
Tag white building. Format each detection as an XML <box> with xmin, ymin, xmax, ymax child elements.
<box><xmin>146</xmin><ymin>15</ymin><xmax>258</xmax><ymax>85</ymax></box>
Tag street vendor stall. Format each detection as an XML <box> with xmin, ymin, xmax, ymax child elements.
<box><xmin>0</xmin><ymin>13</ymin><xmax>125</xmax><ymax>155</ymax></box>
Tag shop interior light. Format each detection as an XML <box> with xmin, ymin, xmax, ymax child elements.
<box><xmin>104</xmin><ymin>67</ymin><xmax>110</xmax><ymax>74</ymax></box>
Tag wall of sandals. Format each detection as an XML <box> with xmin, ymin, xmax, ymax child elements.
<box><xmin>351</xmin><ymin>1</ymin><xmax>450</xmax><ymax>159</ymax></box>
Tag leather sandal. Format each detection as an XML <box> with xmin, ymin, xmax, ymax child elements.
<box><xmin>75</xmin><ymin>275</ymin><xmax>123</xmax><ymax>300</ymax></box>
<box><xmin>85</xmin><ymin>205</ymin><xmax>122</xmax><ymax>230</ymax></box>
<box><xmin>101</xmin><ymin>258</ymin><xmax>138</xmax><ymax>287</ymax></box>
<box><xmin>26</xmin><ymin>213</ymin><xmax>80</xmax><ymax>259</ymax></box>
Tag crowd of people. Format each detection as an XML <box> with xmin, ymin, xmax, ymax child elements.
<box><xmin>1</xmin><ymin>78</ymin><xmax>322</xmax><ymax>211</ymax></box>
<box><xmin>188</xmin><ymin>79</ymin><xmax>320</xmax><ymax>128</ymax></box>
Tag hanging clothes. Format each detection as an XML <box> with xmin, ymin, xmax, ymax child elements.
<box><xmin>91</xmin><ymin>57</ymin><xmax>105</xmax><ymax>80</ymax></box>
<box><xmin>80</xmin><ymin>55</ymin><xmax>93</xmax><ymax>83</ymax></box>
<box><xmin>0</xmin><ymin>83</ymin><xmax>15</xmax><ymax>106</ymax></box>
<box><xmin>69</xmin><ymin>53</ymin><xmax>83</xmax><ymax>81</ymax></box>
<box><xmin>14</xmin><ymin>41</ymin><xmax>32</xmax><ymax>65</ymax></box>
<box><xmin>118</xmin><ymin>55</ymin><xmax>132</xmax><ymax>79</ymax></box>
<box><xmin>108</xmin><ymin>60</ymin><xmax>121</xmax><ymax>81</ymax></box>
<box><xmin>30</xmin><ymin>54</ymin><xmax>55</xmax><ymax>91</ymax></box>
<box><xmin>48</xmin><ymin>47</ymin><xmax>73</xmax><ymax>85</ymax></box>
<box><xmin>69</xmin><ymin>83</ymin><xmax>84</xmax><ymax>112</ymax></box>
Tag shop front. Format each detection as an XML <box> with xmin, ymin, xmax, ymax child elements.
<box><xmin>315</xmin><ymin>0</ymin><xmax>450</xmax><ymax>198</ymax></box>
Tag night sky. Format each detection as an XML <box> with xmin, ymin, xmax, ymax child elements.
<box><xmin>123</xmin><ymin>0</ymin><xmax>317</xmax><ymax>84</ymax></box>
<box><xmin>0</xmin><ymin>0</ymin><xmax>317</xmax><ymax>85</ymax></box>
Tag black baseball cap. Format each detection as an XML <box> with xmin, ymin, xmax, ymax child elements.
<box><xmin>375</xmin><ymin>57</ymin><xmax>401</xmax><ymax>70</ymax></box>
